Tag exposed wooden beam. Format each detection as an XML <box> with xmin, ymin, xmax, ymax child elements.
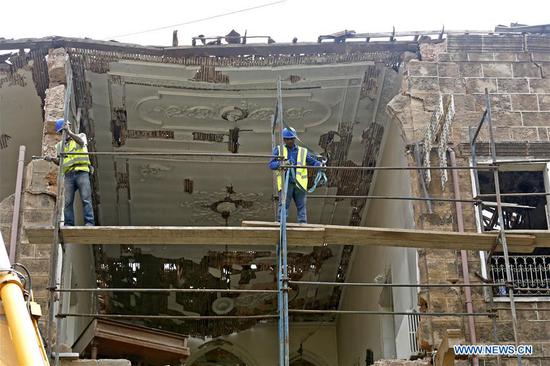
<box><xmin>24</xmin><ymin>224</ymin><xmax>541</xmax><ymax>253</ymax></box>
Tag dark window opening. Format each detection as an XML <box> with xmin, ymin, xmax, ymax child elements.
<box><xmin>478</xmin><ymin>170</ymin><xmax>548</xmax><ymax>231</ymax></box>
<box><xmin>478</xmin><ymin>169</ymin><xmax>550</xmax><ymax>297</ymax></box>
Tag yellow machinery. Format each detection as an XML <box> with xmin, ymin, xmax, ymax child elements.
<box><xmin>0</xmin><ymin>234</ymin><xmax>49</xmax><ymax>366</ymax></box>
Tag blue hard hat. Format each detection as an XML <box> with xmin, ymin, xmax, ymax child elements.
<box><xmin>55</xmin><ymin>119</ymin><xmax>65</xmax><ymax>134</ymax></box>
<box><xmin>282</xmin><ymin>127</ymin><xmax>297</xmax><ymax>139</ymax></box>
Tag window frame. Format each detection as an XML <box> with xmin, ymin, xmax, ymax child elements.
<box><xmin>470</xmin><ymin>159</ymin><xmax>550</xmax><ymax>302</ymax></box>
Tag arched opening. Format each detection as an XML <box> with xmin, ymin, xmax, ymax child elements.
<box><xmin>290</xmin><ymin>360</ymin><xmax>317</xmax><ymax>366</ymax></box>
<box><xmin>189</xmin><ymin>347</ymin><xmax>247</xmax><ymax>366</ymax></box>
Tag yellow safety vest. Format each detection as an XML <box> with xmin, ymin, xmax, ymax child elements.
<box><xmin>276</xmin><ymin>145</ymin><xmax>308</xmax><ymax>191</ymax></box>
<box><xmin>55</xmin><ymin>138</ymin><xmax>91</xmax><ymax>174</ymax></box>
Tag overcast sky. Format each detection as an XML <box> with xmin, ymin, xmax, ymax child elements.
<box><xmin>2</xmin><ymin>0</ymin><xmax>549</xmax><ymax>46</ymax></box>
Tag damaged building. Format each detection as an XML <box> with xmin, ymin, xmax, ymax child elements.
<box><xmin>0</xmin><ymin>25</ymin><xmax>550</xmax><ymax>366</ymax></box>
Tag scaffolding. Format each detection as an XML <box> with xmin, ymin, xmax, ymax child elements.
<box><xmin>24</xmin><ymin>82</ymin><xmax>549</xmax><ymax>366</ymax></box>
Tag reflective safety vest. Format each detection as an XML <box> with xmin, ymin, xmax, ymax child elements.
<box><xmin>276</xmin><ymin>145</ymin><xmax>308</xmax><ymax>191</ymax></box>
<box><xmin>55</xmin><ymin>138</ymin><xmax>91</xmax><ymax>174</ymax></box>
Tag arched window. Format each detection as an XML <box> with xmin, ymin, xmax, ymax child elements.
<box><xmin>189</xmin><ymin>347</ymin><xmax>247</xmax><ymax>366</ymax></box>
<box><xmin>290</xmin><ymin>360</ymin><xmax>317</xmax><ymax>366</ymax></box>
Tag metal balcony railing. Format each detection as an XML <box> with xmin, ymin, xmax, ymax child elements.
<box><xmin>490</xmin><ymin>255</ymin><xmax>550</xmax><ymax>297</ymax></box>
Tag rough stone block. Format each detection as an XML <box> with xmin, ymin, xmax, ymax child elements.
<box><xmin>47</xmin><ymin>48</ymin><xmax>67</xmax><ymax>87</ymax></box>
<box><xmin>516</xmin><ymin>52</ymin><xmax>533</xmax><ymax>61</ymax></box>
<box><xmin>24</xmin><ymin>258</ymin><xmax>50</xmax><ymax>275</ymax></box>
<box><xmin>447</xmin><ymin>52</ymin><xmax>468</xmax><ymax>61</ymax></box>
<box><xmin>439</xmin><ymin>77</ymin><xmax>466</xmax><ymax>93</ymax></box>
<box><xmin>491</xmin><ymin>112</ymin><xmax>522</xmax><ymax>127</ymax></box>
<box><xmin>22</xmin><ymin>209</ymin><xmax>54</xmax><ymax>226</ymax></box>
<box><xmin>454</xmin><ymin>112</ymin><xmax>487</xmax><ymax>127</ymax></box>
<box><xmin>438</xmin><ymin>63</ymin><xmax>459</xmax><ymax>77</ymax></box>
<box><xmin>419</xmin><ymin>42</ymin><xmax>446</xmax><ymax>62</ymax></box>
<box><xmin>482</xmin><ymin>63</ymin><xmax>513</xmax><ymax>77</ymax></box>
<box><xmin>436</xmin><ymin>52</ymin><xmax>451</xmax><ymax>62</ymax></box>
<box><xmin>497</xmin><ymin>78</ymin><xmax>530</xmax><ymax>93</ymax></box>
<box><xmin>511</xmin><ymin>94</ymin><xmax>539</xmax><ymax>111</ymax></box>
<box><xmin>35</xmin><ymin>244</ymin><xmax>51</xmax><ymax>258</ymax></box>
<box><xmin>408</xmin><ymin>76</ymin><xmax>440</xmax><ymax>93</ymax></box>
<box><xmin>513</xmin><ymin>62</ymin><xmax>542</xmax><ymax>78</ymax></box>
<box><xmin>511</xmin><ymin>127</ymin><xmax>539</xmax><ymax>141</ymax></box>
<box><xmin>24</xmin><ymin>193</ymin><xmax>55</xmax><ymax>209</ymax></box>
<box><xmin>522</xmin><ymin>112</ymin><xmax>550</xmax><ymax>126</ymax></box>
<box><xmin>474</xmin><ymin>94</ymin><xmax>511</xmax><ymax>112</ymax></box>
<box><xmin>539</xmin><ymin>94</ymin><xmax>550</xmax><ymax>111</ymax></box>
<box><xmin>408</xmin><ymin>60</ymin><xmax>438</xmax><ymax>76</ymax></box>
<box><xmin>539</xmin><ymin>127</ymin><xmax>549</xmax><ymax>140</ymax></box>
<box><xmin>530</xmin><ymin>78</ymin><xmax>550</xmax><ymax>93</ymax></box>
<box><xmin>540</xmin><ymin>62</ymin><xmax>550</xmax><ymax>77</ymax></box>
<box><xmin>465</xmin><ymin>78</ymin><xmax>497</xmax><ymax>93</ymax></box>
<box><xmin>493</xmin><ymin>52</ymin><xmax>517</xmax><ymax>61</ymax></box>
<box><xmin>25</xmin><ymin>160</ymin><xmax>58</xmax><ymax>196</ymax></box>
<box><xmin>44</xmin><ymin>85</ymin><xmax>65</xmax><ymax>123</ymax></box>
<box><xmin>468</xmin><ymin>53</ymin><xmax>495</xmax><ymax>61</ymax></box>
<box><xmin>16</xmin><ymin>243</ymin><xmax>36</xmax><ymax>258</ymax></box>
<box><xmin>452</xmin><ymin>94</ymin><xmax>477</xmax><ymax>112</ymax></box>
<box><xmin>458</xmin><ymin>62</ymin><xmax>483</xmax><ymax>77</ymax></box>
<box><xmin>532</xmin><ymin>52</ymin><xmax>550</xmax><ymax>62</ymax></box>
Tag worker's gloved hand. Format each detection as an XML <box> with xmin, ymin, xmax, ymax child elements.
<box><xmin>280</xmin><ymin>159</ymin><xmax>292</xmax><ymax>168</ymax></box>
<box><xmin>43</xmin><ymin>156</ymin><xmax>53</xmax><ymax>162</ymax></box>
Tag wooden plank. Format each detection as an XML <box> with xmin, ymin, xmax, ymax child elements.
<box><xmin>25</xmin><ymin>224</ymin><xmax>540</xmax><ymax>252</ymax></box>
<box><xmin>242</xmin><ymin>221</ymin><xmax>537</xmax><ymax>253</ymax></box>
<box><xmin>512</xmin><ymin>230</ymin><xmax>550</xmax><ymax>248</ymax></box>
<box><xmin>25</xmin><ymin>226</ymin><xmax>324</xmax><ymax>246</ymax></box>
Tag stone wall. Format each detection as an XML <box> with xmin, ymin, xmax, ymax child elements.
<box><xmin>0</xmin><ymin>47</ymin><xmax>65</xmax><ymax>333</ymax></box>
<box><xmin>388</xmin><ymin>34</ymin><xmax>550</xmax><ymax>365</ymax></box>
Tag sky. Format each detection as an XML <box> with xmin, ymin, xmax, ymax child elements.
<box><xmin>1</xmin><ymin>0</ymin><xmax>549</xmax><ymax>46</ymax></box>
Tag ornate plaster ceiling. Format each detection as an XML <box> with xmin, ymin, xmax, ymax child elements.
<box><xmin>80</xmin><ymin>57</ymin><xmax>394</xmax><ymax>336</ymax></box>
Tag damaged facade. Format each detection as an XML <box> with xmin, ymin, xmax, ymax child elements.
<box><xmin>0</xmin><ymin>29</ymin><xmax>549</xmax><ymax>366</ymax></box>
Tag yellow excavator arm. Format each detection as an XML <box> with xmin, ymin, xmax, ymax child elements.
<box><xmin>0</xmin><ymin>234</ymin><xmax>49</xmax><ymax>366</ymax></box>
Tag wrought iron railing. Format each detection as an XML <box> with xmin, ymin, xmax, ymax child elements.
<box><xmin>490</xmin><ymin>255</ymin><xmax>550</xmax><ymax>297</ymax></box>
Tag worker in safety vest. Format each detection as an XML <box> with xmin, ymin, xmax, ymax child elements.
<box><xmin>268</xmin><ymin>127</ymin><xmax>321</xmax><ymax>224</ymax></box>
<box><xmin>45</xmin><ymin>119</ymin><xmax>95</xmax><ymax>226</ymax></box>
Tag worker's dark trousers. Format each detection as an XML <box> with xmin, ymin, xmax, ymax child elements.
<box><xmin>278</xmin><ymin>182</ymin><xmax>307</xmax><ymax>224</ymax></box>
<box><xmin>64</xmin><ymin>170</ymin><xmax>95</xmax><ymax>226</ymax></box>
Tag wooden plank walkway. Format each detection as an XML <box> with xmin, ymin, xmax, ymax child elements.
<box><xmin>24</xmin><ymin>223</ymin><xmax>549</xmax><ymax>253</ymax></box>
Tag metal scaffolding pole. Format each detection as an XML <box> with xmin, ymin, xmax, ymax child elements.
<box><xmin>47</xmin><ymin>60</ymin><xmax>74</xmax><ymax>365</ymax></box>
<box><xmin>276</xmin><ymin>76</ymin><xmax>291</xmax><ymax>366</ymax></box>
<box><xmin>485</xmin><ymin>88</ymin><xmax>522</xmax><ymax>366</ymax></box>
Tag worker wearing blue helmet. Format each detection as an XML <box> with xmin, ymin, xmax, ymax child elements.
<box><xmin>45</xmin><ymin>119</ymin><xmax>95</xmax><ymax>226</ymax></box>
<box><xmin>268</xmin><ymin>127</ymin><xmax>321</xmax><ymax>223</ymax></box>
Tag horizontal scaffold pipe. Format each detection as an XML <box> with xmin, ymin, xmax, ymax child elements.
<box><xmin>289</xmin><ymin>310</ymin><xmax>496</xmax><ymax>317</ymax></box>
<box><xmin>307</xmin><ymin>195</ymin><xmax>481</xmax><ymax>203</ymax></box>
<box><xmin>58</xmin><ymin>313</ymin><xmax>278</xmax><ymax>320</ymax></box>
<box><xmin>54</xmin><ymin>288</ymin><xmax>278</xmax><ymax>293</ymax></box>
<box><xmin>289</xmin><ymin>281</ymin><xmax>504</xmax><ymax>288</ymax></box>
<box><xmin>56</xmin><ymin>152</ymin><xmax>496</xmax><ymax>170</ymax></box>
